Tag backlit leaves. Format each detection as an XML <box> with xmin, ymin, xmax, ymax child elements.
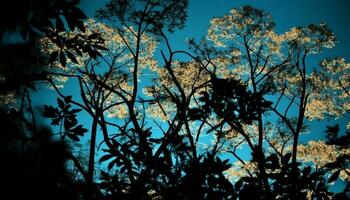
<box><xmin>42</xmin><ymin>96</ymin><xmax>87</xmax><ymax>141</ymax></box>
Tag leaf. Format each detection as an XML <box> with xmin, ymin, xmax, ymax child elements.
<box><xmin>59</xmin><ymin>51</ymin><xmax>66</xmax><ymax>67</ymax></box>
<box><xmin>324</xmin><ymin>161</ymin><xmax>341</xmax><ymax>169</ymax></box>
<box><xmin>64</xmin><ymin>15</ymin><xmax>75</xmax><ymax>30</ymax></box>
<box><xmin>50</xmin><ymin>51</ymin><xmax>59</xmax><ymax>63</ymax></box>
<box><xmin>42</xmin><ymin>105</ymin><xmax>59</xmax><ymax>118</ymax></box>
<box><xmin>57</xmin><ymin>98</ymin><xmax>65</xmax><ymax>109</ymax></box>
<box><xmin>71</xmin><ymin>7</ymin><xmax>87</xmax><ymax>19</ymax></box>
<box><xmin>75</xmin><ymin>20</ymin><xmax>86</xmax><ymax>32</ymax></box>
<box><xmin>87</xmin><ymin>49</ymin><xmax>98</xmax><ymax>59</ymax></box>
<box><xmin>63</xmin><ymin>116</ymin><xmax>75</xmax><ymax>129</ymax></box>
<box><xmin>282</xmin><ymin>153</ymin><xmax>291</xmax><ymax>164</ymax></box>
<box><xmin>34</xmin><ymin>18</ymin><xmax>54</xmax><ymax>32</ymax></box>
<box><xmin>94</xmin><ymin>44</ymin><xmax>108</xmax><ymax>51</ymax></box>
<box><xmin>99</xmin><ymin>154</ymin><xmax>114</xmax><ymax>163</ymax></box>
<box><xmin>120</xmin><ymin>165</ymin><xmax>128</xmax><ymax>174</ymax></box>
<box><xmin>266</xmin><ymin>153</ymin><xmax>279</xmax><ymax>170</ymax></box>
<box><xmin>88</xmin><ymin>32</ymin><xmax>100</xmax><ymax>40</ymax></box>
<box><xmin>149</xmin><ymin>138</ymin><xmax>163</xmax><ymax>144</ymax></box>
<box><xmin>108</xmin><ymin>159</ymin><xmax>117</xmax><ymax>170</ymax></box>
<box><xmin>71</xmin><ymin>125</ymin><xmax>88</xmax><ymax>136</ymax></box>
<box><xmin>303</xmin><ymin>166</ymin><xmax>311</xmax><ymax>176</ymax></box>
<box><xmin>65</xmin><ymin>50</ymin><xmax>79</xmax><ymax>64</ymax></box>
<box><xmin>68</xmin><ymin>108</ymin><xmax>82</xmax><ymax>114</ymax></box>
<box><xmin>67</xmin><ymin>133</ymin><xmax>80</xmax><ymax>141</ymax></box>
<box><xmin>64</xmin><ymin>96</ymin><xmax>72</xmax><ymax>103</ymax></box>
<box><xmin>328</xmin><ymin>170</ymin><xmax>340</xmax><ymax>183</ymax></box>
<box><xmin>100</xmin><ymin>170</ymin><xmax>109</xmax><ymax>181</ymax></box>
<box><xmin>73</xmin><ymin>48</ymin><xmax>82</xmax><ymax>57</ymax></box>
<box><xmin>235</xmin><ymin>180</ymin><xmax>243</xmax><ymax>190</ymax></box>
<box><xmin>51</xmin><ymin>117</ymin><xmax>61</xmax><ymax>125</ymax></box>
<box><xmin>63</xmin><ymin>104</ymin><xmax>72</xmax><ymax>112</ymax></box>
<box><xmin>56</xmin><ymin>16</ymin><xmax>65</xmax><ymax>31</ymax></box>
<box><xmin>188</xmin><ymin>108</ymin><xmax>204</xmax><ymax>120</ymax></box>
<box><xmin>325</xmin><ymin>124</ymin><xmax>339</xmax><ymax>142</ymax></box>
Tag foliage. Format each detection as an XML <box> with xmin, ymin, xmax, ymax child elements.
<box><xmin>43</xmin><ymin>96</ymin><xmax>88</xmax><ymax>141</ymax></box>
<box><xmin>0</xmin><ymin>109</ymin><xmax>83</xmax><ymax>199</ymax></box>
<box><xmin>0</xmin><ymin>1</ymin><xmax>349</xmax><ymax>200</ymax></box>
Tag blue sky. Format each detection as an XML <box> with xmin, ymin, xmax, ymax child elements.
<box><xmin>77</xmin><ymin>0</ymin><xmax>350</xmax><ymax>136</ymax></box>
<box><xmin>80</xmin><ymin>0</ymin><xmax>350</xmax><ymax>58</ymax></box>
<box><xmin>30</xmin><ymin>0</ymin><xmax>350</xmax><ymax>147</ymax></box>
<box><xmin>30</xmin><ymin>0</ymin><xmax>349</xmax><ymax>148</ymax></box>
<box><xmin>29</xmin><ymin>0</ymin><xmax>350</xmax><ymax>190</ymax></box>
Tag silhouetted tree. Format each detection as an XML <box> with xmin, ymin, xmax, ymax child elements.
<box><xmin>0</xmin><ymin>0</ymin><xmax>104</xmax><ymax>199</ymax></box>
<box><xmin>0</xmin><ymin>109</ymin><xmax>82</xmax><ymax>199</ymax></box>
<box><xmin>1</xmin><ymin>1</ymin><xmax>349</xmax><ymax>200</ymax></box>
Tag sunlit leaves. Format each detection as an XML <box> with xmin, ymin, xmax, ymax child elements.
<box><xmin>35</xmin><ymin>2</ymin><xmax>350</xmax><ymax>199</ymax></box>
<box><xmin>305</xmin><ymin>57</ymin><xmax>350</xmax><ymax>121</ymax></box>
<box><xmin>208</xmin><ymin>6</ymin><xmax>275</xmax><ymax>45</ymax></box>
<box><xmin>284</xmin><ymin>23</ymin><xmax>336</xmax><ymax>53</ymax></box>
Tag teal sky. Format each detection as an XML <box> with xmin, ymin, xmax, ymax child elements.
<box><xmin>31</xmin><ymin>1</ymin><xmax>350</xmax><ymax>142</ymax></box>
<box><xmin>78</xmin><ymin>0</ymin><xmax>350</xmax><ymax>151</ymax></box>
<box><xmin>77</xmin><ymin>0</ymin><xmax>350</xmax><ymax>136</ymax></box>
<box><xmin>31</xmin><ymin>0</ymin><xmax>350</xmax><ymax>144</ymax></box>
<box><xmin>80</xmin><ymin>0</ymin><xmax>350</xmax><ymax>59</ymax></box>
<box><xmin>31</xmin><ymin>0</ymin><xmax>350</xmax><ymax>190</ymax></box>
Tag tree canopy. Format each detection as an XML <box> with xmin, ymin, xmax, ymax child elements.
<box><xmin>0</xmin><ymin>1</ymin><xmax>349</xmax><ymax>199</ymax></box>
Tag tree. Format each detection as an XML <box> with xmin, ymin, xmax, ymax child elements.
<box><xmin>1</xmin><ymin>1</ymin><xmax>349</xmax><ymax>199</ymax></box>
<box><xmin>0</xmin><ymin>0</ymin><xmax>105</xmax><ymax>199</ymax></box>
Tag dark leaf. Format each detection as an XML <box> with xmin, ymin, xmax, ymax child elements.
<box><xmin>64</xmin><ymin>96</ymin><xmax>72</xmax><ymax>103</ymax></box>
<box><xmin>120</xmin><ymin>165</ymin><xmax>128</xmax><ymax>174</ymax></box>
<box><xmin>59</xmin><ymin>51</ymin><xmax>66</xmax><ymax>67</ymax></box>
<box><xmin>65</xmin><ymin>50</ymin><xmax>79</xmax><ymax>64</ymax></box>
<box><xmin>67</xmin><ymin>133</ymin><xmax>79</xmax><ymax>141</ymax></box>
<box><xmin>99</xmin><ymin>154</ymin><xmax>114</xmax><ymax>163</ymax></box>
<box><xmin>70</xmin><ymin>125</ymin><xmax>88</xmax><ymax>136</ymax></box>
<box><xmin>56</xmin><ymin>16</ymin><xmax>65</xmax><ymax>31</ymax></box>
<box><xmin>73</xmin><ymin>48</ymin><xmax>82</xmax><ymax>57</ymax></box>
<box><xmin>75</xmin><ymin>20</ymin><xmax>86</xmax><ymax>32</ymax></box>
<box><xmin>303</xmin><ymin>166</ymin><xmax>311</xmax><ymax>175</ymax></box>
<box><xmin>188</xmin><ymin>108</ymin><xmax>204</xmax><ymax>120</ymax></box>
<box><xmin>94</xmin><ymin>44</ymin><xmax>108</xmax><ymax>51</ymax></box>
<box><xmin>51</xmin><ymin>117</ymin><xmax>61</xmax><ymax>125</ymax></box>
<box><xmin>43</xmin><ymin>105</ymin><xmax>59</xmax><ymax>118</ymax></box>
<box><xmin>57</xmin><ymin>98</ymin><xmax>65</xmax><ymax>109</ymax></box>
<box><xmin>235</xmin><ymin>180</ymin><xmax>243</xmax><ymax>190</ymax></box>
<box><xmin>71</xmin><ymin>7</ymin><xmax>87</xmax><ymax>19</ymax></box>
<box><xmin>88</xmin><ymin>32</ymin><xmax>100</xmax><ymax>39</ymax></box>
<box><xmin>50</xmin><ymin>51</ymin><xmax>59</xmax><ymax>63</ymax></box>
<box><xmin>108</xmin><ymin>159</ymin><xmax>117</xmax><ymax>170</ymax></box>
<box><xmin>324</xmin><ymin>161</ymin><xmax>341</xmax><ymax>169</ymax></box>
<box><xmin>328</xmin><ymin>170</ymin><xmax>340</xmax><ymax>183</ymax></box>
<box><xmin>282</xmin><ymin>153</ymin><xmax>292</xmax><ymax>164</ymax></box>
<box><xmin>100</xmin><ymin>170</ymin><xmax>109</xmax><ymax>180</ymax></box>
<box><xmin>68</xmin><ymin>108</ymin><xmax>82</xmax><ymax>114</ymax></box>
<box><xmin>149</xmin><ymin>138</ymin><xmax>163</xmax><ymax>144</ymax></box>
<box><xmin>64</xmin><ymin>118</ymin><xmax>77</xmax><ymax>130</ymax></box>
<box><xmin>65</xmin><ymin>15</ymin><xmax>75</xmax><ymax>30</ymax></box>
